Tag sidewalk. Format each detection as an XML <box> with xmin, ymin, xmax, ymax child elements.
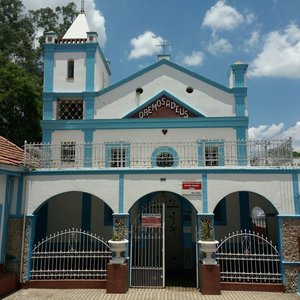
<box><xmin>4</xmin><ymin>287</ymin><xmax>299</xmax><ymax>300</ymax></box>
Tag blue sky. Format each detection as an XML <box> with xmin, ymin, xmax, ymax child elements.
<box><xmin>23</xmin><ymin>0</ymin><xmax>300</xmax><ymax>149</ymax></box>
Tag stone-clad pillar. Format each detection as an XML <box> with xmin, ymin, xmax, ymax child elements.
<box><xmin>21</xmin><ymin>215</ymin><xmax>36</xmax><ymax>283</ymax></box>
<box><xmin>279</xmin><ymin>216</ymin><xmax>300</xmax><ymax>292</ymax></box>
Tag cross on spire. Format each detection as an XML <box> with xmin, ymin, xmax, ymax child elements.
<box><xmin>81</xmin><ymin>0</ymin><xmax>85</xmax><ymax>13</ymax></box>
<box><xmin>156</xmin><ymin>39</ymin><xmax>172</xmax><ymax>54</ymax></box>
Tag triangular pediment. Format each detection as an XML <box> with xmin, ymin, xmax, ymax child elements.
<box><xmin>125</xmin><ymin>91</ymin><xmax>204</xmax><ymax>119</ymax></box>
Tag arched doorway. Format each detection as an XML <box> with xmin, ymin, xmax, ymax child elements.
<box><xmin>34</xmin><ymin>191</ymin><xmax>113</xmax><ymax>243</ymax></box>
<box><xmin>30</xmin><ymin>191</ymin><xmax>114</xmax><ymax>282</ymax></box>
<box><xmin>213</xmin><ymin>191</ymin><xmax>278</xmax><ymax>244</ymax></box>
<box><xmin>213</xmin><ymin>191</ymin><xmax>282</xmax><ymax>287</ymax></box>
<box><xmin>129</xmin><ymin>191</ymin><xmax>197</xmax><ymax>287</ymax></box>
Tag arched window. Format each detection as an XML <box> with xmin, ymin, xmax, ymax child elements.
<box><xmin>251</xmin><ymin>206</ymin><xmax>266</xmax><ymax>235</ymax></box>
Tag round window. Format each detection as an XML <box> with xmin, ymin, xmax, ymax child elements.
<box><xmin>156</xmin><ymin>151</ymin><xmax>174</xmax><ymax>167</ymax></box>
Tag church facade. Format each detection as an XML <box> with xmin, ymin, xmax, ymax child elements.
<box><xmin>1</xmin><ymin>10</ymin><xmax>299</xmax><ymax>294</ymax></box>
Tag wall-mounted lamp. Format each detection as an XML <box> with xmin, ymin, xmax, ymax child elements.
<box><xmin>136</xmin><ymin>87</ymin><xmax>143</xmax><ymax>94</ymax></box>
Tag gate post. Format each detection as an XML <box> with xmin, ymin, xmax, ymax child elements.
<box><xmin>278</xmin><ymin>215</ymin><xmax>300</xmax><ymax>293</ymax></box>
<box><xmin>197</xmin><ymin>213</ymin><xmax>221</xmax><ymax>295</ymax></box>
<box><xmin>106</xmin><ymin>213</ymin><xmax>129</xmax><ymax>294</ymax></box>
<box><xmin>21</xmin><ymin>214</ymin><xmax>36</xmax><ymax>284</ymax></box>
<box><xmin>112</xmin><ymin>213</ymin><xmax>130</xmax><ymax>259</ymax></box>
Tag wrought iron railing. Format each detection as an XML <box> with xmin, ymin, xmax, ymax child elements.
<box><xmin>23</xmin><ymin>138</ymin><xmax>293</xmax><ymax>169</ymax></box>
<box><xmin>216</xmin><ymin>230</ymin><xmax>281</xmax><ymax>283</ymax></box>
<box><xmin>30</xmin><ymin>229</ymin><xmax>112</xmax><ymax>280</ymax></box>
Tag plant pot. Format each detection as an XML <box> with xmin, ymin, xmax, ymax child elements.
<box><xmin>198</xmin><ymin>240</ymin><xmax>219</xmax><ymax>265</ymax></box>
<box><xmin>108</xmin><ymin>239</ymin><xmax>129</xmax><ymax>264</ymax></box>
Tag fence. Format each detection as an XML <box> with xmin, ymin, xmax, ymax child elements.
<box><xmin>24</xmin><ymin>138</ymin><xmax>293</xmax><ymax>169</ymax></box>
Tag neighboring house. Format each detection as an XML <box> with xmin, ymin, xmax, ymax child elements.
<box><xmin>1</xmin><ymin>9</ymin><xmax>299</xmax><ymax>294</ymax></box>
<box><xmin>0</xmin><ymin>136</ymin><xmax>25</xmax><ymax>296</ymax></box>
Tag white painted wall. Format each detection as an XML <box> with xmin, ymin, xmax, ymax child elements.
<box><xmin>94</xmin><ymin>51</ymin><xmax>109</xmax><ymax>91</ymax></box>
<box><xmin>208</xmin><ymin>173</ymin><xmax>294</xmax><ymax>215</ymax></box>
<box><xmin>123</xmin><ymin>173</ymin><xmax>203</xmax><ymax>213</ymax></box>
<box><xmin>26</xmin><ymin>174</ymin><xmax>119</xmax><ymax>214</ymax></box>
<box><xmin>52</xmin><ymin>130</ymin><xmax>84</xmax><ymax>144</ymax></box>
<box><xmin>53</xmin><ymin>52</ymin><xmax>86</xmax><ymax>92</ymax></box>
<box><xmin>94</xmin><ymin>64</ymin><xmax>235</xmax><ymax>119</ymax></box>
<box><xmin>26</xmin><ymin>172</ymin><xmax>296</xmax><ymax>221</ymax></box>
<box><xmin>93</xmin><ymin>128</ymin><xmax>235</xmax><ymax>143</ymax></box>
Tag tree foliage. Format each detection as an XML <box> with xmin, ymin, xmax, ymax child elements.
<box><xmin>0</xmin><ymin>0</ymin><xmax>78</xmax><ymax>146</ymax></box>
<box><xmin>0</xmin><ymin>0</ymin><xmax>37</xmax><ymax>74</ymax></box>
<box><xmin>0</xmin><ymin>54</ymin><xmax>42</xmax><ymax>145</ymax></box>
<box><xmin>29</xmin><ymin>2</ymin><xmax>78</xmax><ymax>68</ymax></box>
<box><xmin>293</xmin><ymin>151</ymin><xmax>300</xmax><ymax>158</ymax></box>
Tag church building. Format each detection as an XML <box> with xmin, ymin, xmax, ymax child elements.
<box><xmin>0</xmin><ymin>7</ymin><xmax>299</xmax><ymax>295</ymax></box>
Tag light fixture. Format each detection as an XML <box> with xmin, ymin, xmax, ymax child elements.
<box><xmin>136</xmin><ymin>87</ymin><xmax>143</xmax><ymax>94</ymax></box>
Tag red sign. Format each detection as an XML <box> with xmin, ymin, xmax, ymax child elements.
<box><xmin>182</xmin><ymin>182</ymin><xmax>202</xmax><ymax>190</ymax></box>
<box><xmin>182</xmin><ymin>181</ymin><xmax>202</xmax><ymax>195</ymax></box>
<box><xmin>141</xmin><ymin>214</ymin><xmax>161</xmax><ymax>228</ymax></box>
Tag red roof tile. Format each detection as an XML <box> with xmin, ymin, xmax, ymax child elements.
<box><xmin>0</xmin><ymin>136</ymin><xmax>24</xmax><ymax>166</ymax></box>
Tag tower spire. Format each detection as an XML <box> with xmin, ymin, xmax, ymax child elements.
<box><xmin>81</xmin><ymin>0</ymin><xmax>85</xmax><ymax>14</ymax></box>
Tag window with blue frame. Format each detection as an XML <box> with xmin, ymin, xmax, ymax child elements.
<box><xmin>197</xmin><ymin>140</ymin><xmax>225</xmax><ymax>166</ymax></box>
<box><xmin>105</xmin><ymin>143</ymin><xmax>130</xmax><ymax>167</ymax></box>
<box><xmin>151</xmin><ymin>146</ymin><xmax>179</xmax><ymax>167</ymax></box>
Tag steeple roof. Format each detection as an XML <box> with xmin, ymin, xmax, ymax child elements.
<box><xmin>62</xmin><ymin>12</ymin><xmax>90</xmax><ymax>39</ymax></box>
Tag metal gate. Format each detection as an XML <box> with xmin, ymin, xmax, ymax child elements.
<box><xmin>215</xmin><ymin>230</ymin><xmax>282</xmax><ymax>283</ymax></box>
<box><xmin>130</xmin><ymin>203</ymin><xmax>165</xmax><ymax>287</ymax></box>
<box><xmin>30</xmin><ymin>228</ymin><xmax>112</xmax><ymax>280</ymax></box>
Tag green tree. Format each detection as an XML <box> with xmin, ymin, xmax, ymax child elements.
<box><xmin>0</xmin><ymin>54</ymin><xmax>42</xmax><ymax>146</ymax></box>
<box><xmin>0</xmin><ymin>0</ymin><xmax>37</xmax><ymax>74</ymax></box>
<box><xmin>30</xmin><ymin>2</ymin><xmax>78</xmax><ymax>69</ymax></box>
<box><xmin>0</xmin><ymin>1</ymin><xmax>79</xmax><ymax>145</ymax></box>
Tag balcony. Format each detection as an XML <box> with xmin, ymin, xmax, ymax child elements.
<box><xmin>24</xmin><ymin>139</ymin><xmax>293</xmax><ymax>170</ymax></box>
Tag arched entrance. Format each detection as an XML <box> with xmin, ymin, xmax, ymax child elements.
<box><xmin>213</xmin><ymin>191</ymin><xmax>282</xmax><ymax>288</ymax></box>
<box><xmin>29</xmin><ymin>191</ymin><xmax>114</xmax><ymax>282</ymax></box>
<box><xmin>129</xmin><ymin>191</ymin><xmax>197</xmax><ymax>287</ymax></box>
<box><xmin>34</xmin><ymin>191</ymin><xmax>114</xmax><ymax>243</ymax></box>
<box><xmin>213</xmin><ymin>191</ymin><xmax>278</xmax><ymax>244</ymax></box>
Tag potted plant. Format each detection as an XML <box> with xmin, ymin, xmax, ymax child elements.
<box><xmin>198</xmin><ymin>218</ymin><xmax>219</xmax><ymax>265</ymax></box>
<box><xmin>108</xmin><ymin>217</ymin><xmax>128</xmax><ymax>264</ymax></box>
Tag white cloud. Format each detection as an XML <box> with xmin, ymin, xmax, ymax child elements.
<box><xmin>129</xmin><ymin>31</ymin><xmax>164</xmax><ymax>59</ymax></box>
<box><xmin>244</xmin><ymin>30</ymin><xmax>260</xmax><ymax>52</ymax></box>
<box><xmin>22</xmin><ymin>0</ymin><xmax>106</xmax><ymax>46</ymax></box>
<box><xmin>281</xmin><ymin>122</ymin><xmax>300</xmax><ymax>151</ymax></box>
<box><xmin>248</xmin><ymin>123</ymin><xmax>285</xmax><ymax>140</ymax></box>
<box><xmin>202</xmin><ymin>0</ymin><xmax>244</xmax><ymax>32</ymax></box>
<box><xmin>207</xmin><ymin>37</ymin><xmax>232</xmax><ymax>55</ymax></box>
<box><xmin>248</xmin><ymin>23</ymin><xmax>300</xmax><ymax>78</ymax></box>
<box><xmin>245</xmin><ymin>12</ymin><xmax>255</xmax><ymax>25</ymax></box>
<box><xmin>182</xmin><ymin>51</ymin><xmax>204</xmax><ymax>66</ymax></box>
<box><xmin>249</xmin><ymin>122</ymin><xmax>300</xmax><ymax>151</ymax></box>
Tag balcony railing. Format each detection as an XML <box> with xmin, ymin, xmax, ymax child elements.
<box><xmin>23</xmin><ymin>138</ymin><xmax>293</xmax><ymax>170</ymax></box>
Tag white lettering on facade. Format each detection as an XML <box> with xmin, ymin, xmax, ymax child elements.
<box><xmin>138</xmin><ymin>97</ymin><xmax>190</xmax><ymax>119</ymax></box>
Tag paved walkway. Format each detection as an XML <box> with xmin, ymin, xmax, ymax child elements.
<box><xmin>4</xmin><ymin>287</ymin><xmax>299</xmax><ymax>300</ymax></box>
